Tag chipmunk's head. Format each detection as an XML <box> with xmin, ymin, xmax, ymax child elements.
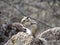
<box><xmin>21</xmin><ymin>16</ymin><xmax>38</xmax><ymax>37</ymax></box>
<box><xmin>21</xmin><ymin>16</ymin><xmax>32</xmax><ymax>27</ymax></box>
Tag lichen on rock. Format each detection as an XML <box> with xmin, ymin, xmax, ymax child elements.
<box><xmin>4</xmin><ymin>32</ymin><xmax>33</xmax><ymax>45</ymax></box>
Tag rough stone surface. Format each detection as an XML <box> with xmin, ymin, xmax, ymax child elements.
<box><xmin>4</xmin><ymin>32</ymin><xmax>33</xmax><ymax>45</ymax></box>
<box><xmin>30</xmin><ymin>38</ymin><xmax>48</xmax><ymax>45</ymax></box>
<box><xmin>4</xmin><ymin>32</ymin><xmax>49</xmax><ymax>45</ymax></box>
<box><xmin>39</xmin><ymin>27</ymin><xmax>60</xmax><ymax>45</ymax></box>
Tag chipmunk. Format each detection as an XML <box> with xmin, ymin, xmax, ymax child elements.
<box><xmin>2</xmin><ymin>22</ymin><xmax>32</xmax><ymax>38</ymax></box>
<box><xmin>21</xmin><ymin>16</ymin><xmax>38</xmax><ymax>37</ymax></box>
<box><xmin>2</xmin><ymin>16</ymin><xmax>37</xmax><ymax>38</ymax></box>
<box><xmin>11</xmin><ymin>22</ymin><xmax>32</xmax><ymax>35</ymax></box>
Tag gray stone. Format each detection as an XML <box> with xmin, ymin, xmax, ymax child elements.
<box><xmin>39</xmin><ymin>27</ymin><xmax>60</xmax><ymax>45</ymax></box>
<box><xmin>4</xmin><ymin>32</ymin><xmax>33</xmax><ymax>45</ymax></box>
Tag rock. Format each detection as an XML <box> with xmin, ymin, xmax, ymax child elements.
<box><xmin>30</xmin><ymin>38</ymin><xmax>48</xmax><ymax>45</ymax></box>
<box><xmin>0</xmin><ymin>22</ymin><xmax>32</xmax><ymax>45</ymax></box>
<box><xmin>4</xmin><ymin>32</ymin><xmax>48</xmax><ymax>45</ymax></box>
<box><xmin>4</xmin><ymin>32</ymin><xmax>33</xmax><ymax>45</ymax></box>
<box><xmin>39</xmin><ymin>27</ymin><xmax>60</xmax><ymax>45</ymax></box>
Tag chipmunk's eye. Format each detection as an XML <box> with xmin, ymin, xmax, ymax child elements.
<box><xmin>23</xmin><ymin>29</ymin><xmax>26</xmax><ymax>32</ymax></box>
<box><xmin>24</xmin><ymin>28</ymin><xmax>26</xmax><ymax>30</ymax></box>
<box><xmin>0</xmin><ymin>11</ymin><xmax>1</xmax><ymax>14</ymax></box>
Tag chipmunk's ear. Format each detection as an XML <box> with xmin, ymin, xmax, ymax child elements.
<box><xmin>21</xmin><ymin>16</ymin><xmax>28</xmax><ymax>24</ymax></box>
